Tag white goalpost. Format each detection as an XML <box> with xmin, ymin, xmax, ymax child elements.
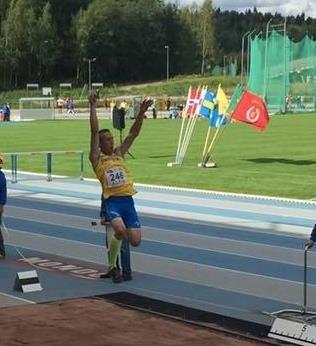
<box><xmin>19</xmin><ymin>97</ymin><xmax>55</xmax><ymax>120</ymax></box>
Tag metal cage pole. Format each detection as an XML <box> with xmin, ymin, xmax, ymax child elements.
<box><xmin>80</xmin><ymin>151</ymin><xmax>84</xmax><ymax>181</ymax></box>
<box><xmin>246</xmin><ymin>30</ymin><xmax>256</xmax><ymax>84</ymax></box>
<box><xmin>303</xmin><ymin>248</ymin><xmax>308</xmax><ymax>314</ymax></box>
<box><xmin>240</xmin><ymin>30</ymin><xmax>250</xmax><ymax>85</ymax></box>
<box><xmin>283</xmin><ymin>18</ymin><xmax>287</xmax><ymax>113</ymax></box>
<box><xmin>11</xmin><ymin>154</ymin><xmax>17</xmax><ymax>184</ymax></box>
<box><xmin>263</xmin><ymin>18</ymin><xmax>273</xmax><ymax>100</ymax></box>
<box><xmin>47</xmin><ymin>152</ymin><xmax>52</xmax><ymax>182</ymax></box>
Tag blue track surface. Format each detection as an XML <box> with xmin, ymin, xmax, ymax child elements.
<box><xmin>1</xmin><ymin>173</ymin><xmax>316</xmax><ymax>328</ymax></box>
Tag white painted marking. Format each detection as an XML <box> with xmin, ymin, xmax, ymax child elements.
<box><xmin>0</xmin><ymin>292</ymin><xmax>35</xmax><ymax>304</ymax></box>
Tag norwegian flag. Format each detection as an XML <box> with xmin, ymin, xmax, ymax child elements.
<box><xmin>184</xmin><ymin>87</ymin><xmax>203</xmax><ymax>117</ymax></box>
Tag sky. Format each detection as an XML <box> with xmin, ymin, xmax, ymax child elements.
<box><xmin>167</xmin><ymin>0</ymin><xmax>316</xmax><ymax>19</ymax></box>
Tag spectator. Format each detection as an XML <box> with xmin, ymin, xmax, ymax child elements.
<box><xmin>57</xmin><ymin>97</ymin><xmax>64</xmax><ymax>114</ymax></box>
<box><xmin>119</xmin><ymin>99</ymin><xmax>128</xmax><ymax>119</ymax></box>
<box><xmin>296</xmin><ymin>96</ymin><xmax>304</xmax><ymax>109</ymax></box>
<box><xmin>119</xmin><ymin>99</ymin><xmax>128</xmax><ymax>112</ymax></box>
<box><xmin>3</xmin><ymin>103</ymin><xmax>10</xmax><ymax>121</ymax></box>
<box><xmin>166</xmin><ymin>97</ymin><xmax>171</xmax><ymax>111</ymax></box>
<box><xmin>110</xmin><ymin>100</ymin><xmax>116</xmax><ymax>118</ymax></box>
<box><xmin>152</xmin><ymin>99</ymin><xmax>157</xmax><ymax>119</ymax></box>
<box><xmin>178</xmin><ymin>103</ymin><xmax>184</xmax><ymax>112</ymax></box>
<box><xmin>169</xmin><ymin>105</ymin><xmax>178</xmax><ymax>119</ymax></box>
<box><xmin>66</xmin><ymin>98</ymin><xmax>76</xmax><ymax>116</ymax></box>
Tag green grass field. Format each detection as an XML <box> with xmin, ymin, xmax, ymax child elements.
<box><xmin>0</xmin><ymin>113</ymin><xmax>315</xmax><ymax>200</ymax></box>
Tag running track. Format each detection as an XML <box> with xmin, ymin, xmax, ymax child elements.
<box><xmin>1</xmin><ymin>171</ymin><xmax>316</xmax><ymax>328</ymax></box>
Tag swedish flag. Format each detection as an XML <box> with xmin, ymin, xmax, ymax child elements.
<box><xmin>199</xmin><ymin>91</ymin><xmax>216</xmax><ymax>118</ymax></box>
<box><xmin>209</xmin><ymin>108</ymin><xmax>228</xmax><ymax>128</ymax></box>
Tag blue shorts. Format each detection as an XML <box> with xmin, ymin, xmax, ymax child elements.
<box><xmin>100</xmin><ymin>196</ymin><xmax>110</xmax><ymax>222</ymax></box>
<box><xmin>102</xmin><ymin>196</ymin><xmax>141</xmax><ymax>229</ymax></box>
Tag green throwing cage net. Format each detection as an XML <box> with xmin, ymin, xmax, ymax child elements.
<box><xmin>248</xmin><ymin>30</ymin><xmax>316</xmax><ymax>113</ymax></box>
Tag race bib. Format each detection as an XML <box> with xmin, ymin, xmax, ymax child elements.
<box><xmin>105</xmin><ymin>168</ymin><xmax>126</xmax><ymax>187</ymax></box>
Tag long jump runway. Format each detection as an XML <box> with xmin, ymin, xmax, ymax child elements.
<box><xmin>1</xmin><ymin>172</ymin><xmax>316</xmax><ymax>332</ymax></box>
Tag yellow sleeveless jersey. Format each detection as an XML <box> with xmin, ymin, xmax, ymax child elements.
<box><xmin>95</xmin><ymin>154</ymin><xmax>136</xmax><ymax>198</ymax></box>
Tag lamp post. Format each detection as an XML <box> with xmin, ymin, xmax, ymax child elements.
<box><xmin>164</xmin><ymin>45</ymin><xmax>169</xmax><ymax>81</ymax></box>
<box><xmin>223</xmin><ymin>55</ymin><xmax>227</xmax><ymax>76</ymax></box>
<box><xmin>0</xmin><ymin>37</ymin><xmax>7</xmax><ymax>87</ymax></box>
<box><xmin>39</xmin><ymin>40</ymin><xmax>49</xmax><ymax>82</ymax></box>
<box><xmin>85</xmin><ymin>57</ymin><xmax>96</xmax><ymax>94</ymax></box>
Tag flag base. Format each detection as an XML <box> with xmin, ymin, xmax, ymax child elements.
<box><xmin>167</xmin><ymin>162</ymin><xmax>181</xmax><ymax>167</ymax></box>
<box><xmin>198</xmin><ymin>162</ymin><xmax>217</xmax><ymax>168</ymax></box>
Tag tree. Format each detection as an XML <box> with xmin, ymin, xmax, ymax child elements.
<box><xmin>74</xmin><ymin>0</ymin><xmax>195</xmax><ymax>83</ymax></box>
<box><xmin>199</xmin><ymin>0</ymin><xmax>215</xmax><ymax>74</ymax></box>
<box><xmin>2</xmin><ymin>0</ymin><xmax>58</xmax><ymax>87</ymax></box>
<box><xmin>162</xmin><ymin>3</ymin><xmax>198</xmax><ymax>76</ymax></box>
<box><xmin>36</xmin><ymin>2</ymin><xmax>58</xmax><ymax>82</ymax></box>
<box><xmin>47</xmin><ymin>0</ymin><xmax>91</xmax><ymax>81</ymax></box>
<box><xmin>3</xmin><ymin>0</ymin><xmax>35</xmax><ymax>86</ymax></box>
<box><xmin>0</xmin><ymin>0</ymin><xmax>11</xmax><ymax>23</ymax></box>
<box><xmin>179</xmin><ymin>1</ymin><xmax>216</xmax><ymax>74</ymax></box>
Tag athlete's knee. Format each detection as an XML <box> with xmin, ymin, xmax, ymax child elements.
<box><xmin>130</xmin><ymin>238</ymin><xmax>141</xmax><ymax>247</ymax></box>
<box><xmin>114</xmin><ymin>227</ymin><xmax>126</xmax><ymax>240</ymax></box>
<box><xmin>128</xmin><ymin>231</ymin><xmax>142</xmax><ymax>247</ymax></box>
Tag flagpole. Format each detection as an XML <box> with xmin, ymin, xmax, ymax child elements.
<box><xmin>202</xmin><ymin>85</ymin><xmax>248</xmax><ymax>167</ymax></box>
<box><xmin>202</xmin><ymin>88</ymin><xmax>243</xmax><ymax>165</ymax></box>
<box><xmin>175</xmin><ymin>86</ymin><xmax>191</xmax><ymax>164</ymax></box>
<box><xmin>178</xmin><ymin>85</ymin><xmax>201</xmax><ymax>164</ymax></box>
<box><xmin>178</xmin><ymin>110</ymin><xmax>197</xmax><ymax>164</ymax></box>
<box><xmin>201</xmin><ymin>126</ymin><xmax>211</xmax><ymax>164</ymax></box>
<box><xmin>179</xmin><ymin>114</ymin><xmax>198</xmax><ymax>164</ymax></box>
<box><xmin>203</xmin><ymin>126</ymin><xmax>221</xmax><ymax>165</ymax></box>
<box><xmin>178</xmin><ymin>115</ymin><xmax>193</xmax><ymax>164</ymax></box>
<box><xmin>175</xmin><ymin>112</ymin><xmax>188</xmax><ymax>164</ymax></box>
<box><xmin>202</xmin><ymin>84</ymin><xmax>229</xmax><ymax>166</ymax></box>
<box><xmin>178</xmin><ymin>103</ymin><xmax>194</xmax><ymax>163</ymax></box>
<box><xmin>203</xmin><ymin>118</ymin><xmax>229</xmax><ymax>165</ymax></box>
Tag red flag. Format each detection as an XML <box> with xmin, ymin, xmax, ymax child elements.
<box><xmin>231</xmin><ymin>90</ymin><xmax>270</xmax><ymax>131</ymax></box>
<box><xmin>184</xmin><ymin>88</ymin><xmax>202</xmax><ymax>117</ymax></box>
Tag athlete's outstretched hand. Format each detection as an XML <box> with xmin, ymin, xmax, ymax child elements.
<box><xmin>89</xmin><ymin>93</ymin><xmax>98</xmax><ymax>106</ymax></box>
<box><xmin>139</xmin><ymin>97</ymin><xmax>153</xmax><ymax>115</ymax></box>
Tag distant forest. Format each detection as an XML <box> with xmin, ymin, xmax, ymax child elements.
<box><xmin>0</xmin><ymin>0</ymin><xmax>315</xmax><ymax>89</ymax></box>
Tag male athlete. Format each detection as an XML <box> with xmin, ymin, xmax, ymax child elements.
<box><xmin>89</xmin><ymin>94</ymin><xmax>152</xmax><ymax>282</ymax></box>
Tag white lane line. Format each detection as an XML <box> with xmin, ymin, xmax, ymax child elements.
<box><xmin>5</xmin><ymin>228</ymin><xmax>316</xmax><ymax>307</ymax></box>
<box><xmin>136</xmin><ymin>191</ymin><xmax>316</xmax><ymax>219</ymax></box>
<box><xmin>5</xmin><ymin>211</ymin><xmax>315</xmax><ymax>269</ymax></box>
<box><xmin>138</xmin><ymin>206</ymin><xmax>312</xmax><ymax>236</ymax></box>
<box><xmin>0</xmin><ymin>291</ymin><xmax>35</xmax><ymax>304</ymax></box>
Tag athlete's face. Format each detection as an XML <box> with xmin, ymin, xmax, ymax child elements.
<box><xmin>99</xmin><ymin>131</ymin><xmax>114</xmax><ymax>154</ymax></box>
